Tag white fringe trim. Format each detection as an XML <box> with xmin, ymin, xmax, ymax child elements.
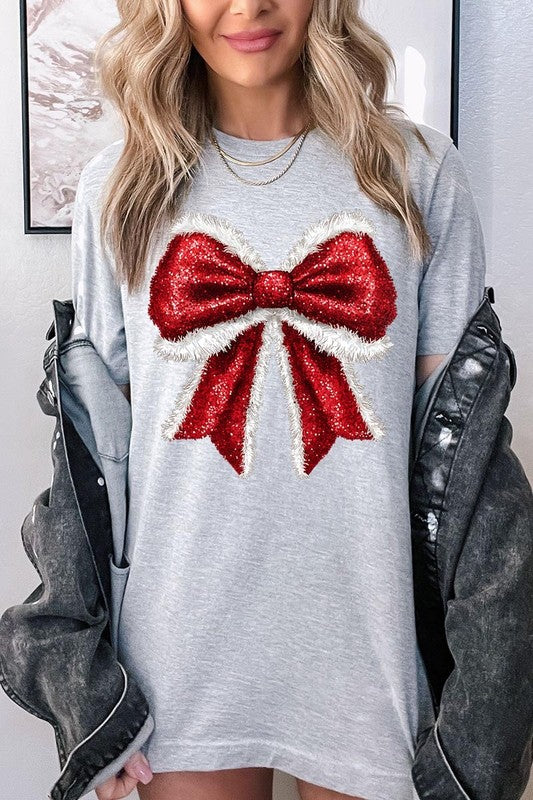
<box><xmin>160</xmin><ymin>357</ymin><xmax>209</xmax><ymax>440</ymax></box>
<box><xmin>157</xmin><ymin>317</ymin><xmax>389</xmax><ymax>469</ymax></box>
<box><xmin>270</xmin><ymin>320</ymin><xmax>307</xmax><ymax>478</ymax></box>
<box><xmin>165</xmin><ymin>209</ymin><xmax>376</xmax><ymax>275</ymax></box>
<box><xmin>153</xmin><ymin>308</ymin><xmax>275</xmax><ymax>362</ymax></box>
<box><xmin>166</xmin><ymin>211</ymin><xmax>268</xmax><ymax>271</ymax></box>
<box><xmin>339</xmin><ymin>360</ymin><xmax>386</xmax><ymax>439</ymax></box>
<box><xmin>240</xmin><ymin>326</ymin><xmax>271</xmax><ymax>477</ymax></box>
<box><xmin>278</xmin><ymin>209</ymin><xmax>376</xmax><ymax>272</ymax></box>
<box><xmin>278</xmin><ymin>308</ymin><xmax>393</xmax><ymax>362</ymax></box>
<box><xmin>159</xmin><ymin>323</ymin><xmax>272</xmax><ymax>476</ymax></box>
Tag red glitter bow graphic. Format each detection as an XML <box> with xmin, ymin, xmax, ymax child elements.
<box><xmin>148</xmin><ymin>211</ymin><xmax>397</xmax><ymax>476</ymax></box>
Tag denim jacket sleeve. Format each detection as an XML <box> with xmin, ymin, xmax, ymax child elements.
<box><xmin>0</xmin><ymin>324</ymin><xmax>154</xmax><ymax>800</ymax></box>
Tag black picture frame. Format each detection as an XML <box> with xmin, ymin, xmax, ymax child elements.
<box><xmin>19</xmin><ymin>0</ymin><xmax>74</xmax><ymax>236</ymax></box>
<box><xmin>451</xmin><ymin>0</ymin><xmax>461</xmax><ymax>146</ymax></box>
<box><xmin>19</xmin><ymin>0</ymin><xmax>461</xmax><ymax>235</ymax></box>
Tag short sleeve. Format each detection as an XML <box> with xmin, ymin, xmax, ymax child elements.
<box><xmin>71</xmin><ymin>163</ymin><xmax>130</xmax><ymax>385</ymax></box>
<box><xmin>416</xmin><ymin>142</ymin><xmax>487</xmax><ymax>355</ymax></box>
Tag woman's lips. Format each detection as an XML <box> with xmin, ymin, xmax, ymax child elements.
<box><xmin>222</xmin><ymin>32</ymin><xmax>281</xmax><ymax>53</ymax></box>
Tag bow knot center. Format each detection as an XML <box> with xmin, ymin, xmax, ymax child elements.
<box><xmin>252</xmin><ymin>270</ymin><xmax>294</xmax><ymax>308</ymax></box>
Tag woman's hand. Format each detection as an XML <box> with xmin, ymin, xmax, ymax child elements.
<box><xmin>95</xmin><ymin>751</ymin><xmax>153</xmax><ymax>799</ymax></box>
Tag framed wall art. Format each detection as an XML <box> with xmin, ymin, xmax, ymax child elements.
<box><xmin>20</xmin><ymin>0</ymin><xmax>122</xmax><ymax>233</ymax></box>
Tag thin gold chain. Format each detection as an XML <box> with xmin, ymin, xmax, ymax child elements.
<box><xmin>210</xmin><ymin>122</ymin><xmax>312</xmax><ymax>187</ymax></box>
<box><xmin>209</xmin><ymin>125</ymin><xmax>307</xmax><ymax>166</ymax></box>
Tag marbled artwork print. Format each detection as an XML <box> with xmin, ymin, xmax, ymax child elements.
<box><xmin>23</xmin><ymin>0</ymin><xmax>121</xmax><ymax>228</ymax></box>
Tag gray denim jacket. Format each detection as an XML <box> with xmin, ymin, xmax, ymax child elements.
<box><xmin>0</xmin><ymin>285</ymin><xmax>531</xmax><ymax>800</ymax></box>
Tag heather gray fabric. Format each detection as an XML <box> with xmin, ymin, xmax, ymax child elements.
<box><xmin>71</xmin><ymin>119</ymin><xmax>486</xmax><ymax>800</ymax></box>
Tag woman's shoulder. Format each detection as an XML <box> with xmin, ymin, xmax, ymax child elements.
<box><xmin>398</xmin><ymin>117</ymin><xmax>451</xmax><ymax>154</ymax></box>
<box><xmin>393</xmin><ymin>117</ymin><xmax>462</xmax><ymax>211</ymax></box>
<box><xmin>76</xmin><ymin>138</ymin><xmax>125</xmax><ymax>203</ymax></box>
<box><xmin>395</xmin><ymin>117</ymin><xmax>453</xmax><ymax>172</ymax></box>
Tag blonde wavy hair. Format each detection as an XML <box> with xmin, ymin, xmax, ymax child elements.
<box><xmin>95</xmin><ymin>0</ymin><xmax>436</xmax><ymax>294</ymax></box>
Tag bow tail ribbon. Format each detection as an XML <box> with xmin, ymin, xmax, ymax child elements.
<box><xmin>160</xmin><ymin>319</ymin><xmax>386</xmax><ymax>477</ymax></box>
<box><xmin>280</xmin><ymin>323</ymin><xmax>384</xmax><ymax>474</ymax></box>
<box><xmin>161</xmin><ymin>324</ymin><xmax>266</xmax><ymax>475</ymax></box>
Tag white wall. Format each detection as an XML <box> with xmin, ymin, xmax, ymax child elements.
<box><xmin>460</xmin><ymin>0</ymin><xmax>533</xmax><ymax>476</ymax></box>
<box><xmin>460</xmin><ymin>6</ymin><xmax>533</xmax><ymax>798</ymax></box>
<box><xmin>0</xmin><ymin>2</ymin><xmax>531</xmax><ymax>798</ymax></box>
<box><xmin>0</xmin><ymin>3</ymin><xmax>73</xmax><ymax>798</ymax></box>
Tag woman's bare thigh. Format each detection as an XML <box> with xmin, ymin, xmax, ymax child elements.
<box><xmin>295</xmin><ymin>776</ymin><xmax>366</xmax><ymax>800</ymax></box>
<box><xmin>137</xmin><ymin>766</ymin><xmax>274</xmax><ymax>800</ymax></box>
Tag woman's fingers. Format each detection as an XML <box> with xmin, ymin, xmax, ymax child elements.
<box><xmin>94</xmin><ymin>751</ymin><xmax>153</xmax><ymax>799</ymax></box>
<box><xmin>123</xmin><ymin>751</ymin><xmax>153</xmax><ymax>784</ymax></box>
<box><xmin>95</xmin><ymin>771</ymin><xmax>138</xmax><ymax>800</ymax></box>
<box><xmin>114</xmin><ymin>771</ymin><xmax>143</xmax><ymax>797</ymax></box>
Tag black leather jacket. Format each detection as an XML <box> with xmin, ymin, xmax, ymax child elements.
<box><xmin>0</xmin><ymin>286</ymin><xmax>531</xmax><ymax>800</ymax></box>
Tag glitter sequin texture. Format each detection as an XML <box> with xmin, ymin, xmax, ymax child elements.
<box><xmin>148</xmin><ymin>211</ymin><xmax>397</xmax><ymax>477</ymax></box>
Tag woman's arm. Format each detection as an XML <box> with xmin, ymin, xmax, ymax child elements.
<box><xmin>117</xmin><ymin>383</ymin><xmax>131</xmax><ymax>403</ymax></box>
<box><xmin>415</xmin><ymin>142</ymin><xmax>486</xmax><ymax>388</ymax></box>
<box><xmin>415</xmin><ymin>353</ymin><xmax>447</xmax><ymax>389</ymax></box>
<box><xmin>71</xmin><ymin>153</ymin><xmax>130</xmax><ymax>388</ymax></box>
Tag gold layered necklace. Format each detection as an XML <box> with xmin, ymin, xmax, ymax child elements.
<box><xmin>209</xmin><ymin>122</ymin><xmax>312</xmax><ymax>187</ymax></box>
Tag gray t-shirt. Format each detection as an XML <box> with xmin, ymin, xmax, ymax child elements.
<box><xmin>71</xmin><ymin>120</ymin><xmax>486</xmax><ymax>800</ymax></box>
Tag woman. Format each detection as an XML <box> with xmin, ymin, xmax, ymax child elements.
<box><xmin>72</xmin><ymin>1</ymin><xmax>487</xmax><ymax>799</ymax></box>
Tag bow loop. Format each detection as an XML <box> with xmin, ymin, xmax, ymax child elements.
<box><xmin>148</xmin><ymin>230</ymin><xmax>257</xmax><ymax>341</ymax></box>
<box><xmin>289</xmin><ymin>230</ymin><xmax>397</xmax><ymax>340</ymax></box>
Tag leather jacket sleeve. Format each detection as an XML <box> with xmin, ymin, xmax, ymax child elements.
<box><xmin>412</xmin><ymin>413</ymin><xmax>533</xmax><ymax>800</ymax></box>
